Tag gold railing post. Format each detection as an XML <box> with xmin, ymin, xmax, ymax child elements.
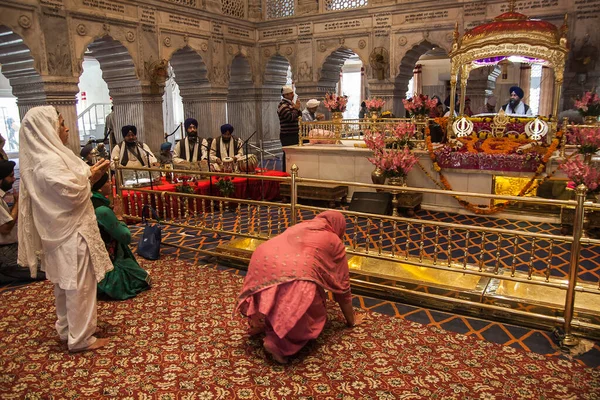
<box><xmin>298</xmin><ymin>116</ymin><xmax>304</xmax><ymax>146</ymax></box>
<box><xmin>113</xmin><ymin>156</ymin><xmax>123</xmax><ymax>214</ymax></box>
<box><xmin>290</xmin><ymin>164</ymin><xmax>298</xmax><ymax>226</ymax></box>
<box><xmin>562</xmin><ymin>183</ymin><xmax>586</xmax><ymax>346</ymax></box>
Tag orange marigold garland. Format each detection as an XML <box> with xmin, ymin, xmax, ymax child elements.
<box><xmin>424</xmin><ymin>129</ymin><xmax>564</xmax><ymax>215</ymax></box>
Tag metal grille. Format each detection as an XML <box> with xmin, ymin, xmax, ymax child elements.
<box><xmin>266</xmin><ymin>0</ymin><xmax>294</xmax><ymax>19</ymax></box>
<box><xmin>324</xmin><ymin>0</ymin><xmax>368</xmax><ymax>11</ymax></box>
<box><xmin>222</xmin><ymin>0</ymin><xmax>245</xmax><ymax>18</ymax></box>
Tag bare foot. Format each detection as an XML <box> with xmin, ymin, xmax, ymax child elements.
<box><xmin>69</xmin><ymin>338</ymin><xmax>110</xmax><ymax>353</ymax></box>
<box><xmin>263</xmin><ymin>342</ymin><xmax>288</xmax><ymax>364</ymax></box>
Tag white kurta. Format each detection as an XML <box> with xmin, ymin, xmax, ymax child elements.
<box><xmin>173</xmin><ymin>137</ymin><xmax>208</xmax><ymax>164</ymax></box>
<box><xmin>502</xmin><ymin>102</ymin><xmax>533</xmax><ymax>116</ymax></box>
<box><xmin>110</xmin><ymin>142</ymin><xmax>158</xmax><ymax>170</ymax></box>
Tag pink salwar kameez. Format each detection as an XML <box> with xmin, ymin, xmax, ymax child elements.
<box><xmin>236</xmin><ymin>211</ymin><xmax>352</xmax><ymax>359</ymax></box>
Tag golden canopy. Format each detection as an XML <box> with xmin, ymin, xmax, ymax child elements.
<box><xmin>448</xmin><ymin>2</ymin><xmax>568</xmax><ymax>126</ymax></box>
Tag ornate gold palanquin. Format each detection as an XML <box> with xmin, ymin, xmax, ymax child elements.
<box><xmin>448</xmin><ymin>1</ymin><xmax>569</xmax><ymax>136</ymax></box>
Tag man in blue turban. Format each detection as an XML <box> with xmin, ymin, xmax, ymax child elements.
<box><xmin>110</xmin><ymin>125</ymin><xmax>157</xmax><ymax>169</ymax></box>
<box><xmin>501</xmin><ymin>86</ymin><xmax>533</xmax><ymax>116</ymax></box>
<box><xmin>173</xmin><ymin>118</ymin><xmax>209</xmax><ymax>166</ymax></box>
<box><xmin>209</xmin><ymin>123</ymin><xmax>244</xmax><ymax>172</ymax></box>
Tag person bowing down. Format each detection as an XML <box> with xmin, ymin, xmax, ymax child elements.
<box><xmin>235</xmin><ymin>210</ymin><xmax>365</xmax><ymax>363</ymax></box>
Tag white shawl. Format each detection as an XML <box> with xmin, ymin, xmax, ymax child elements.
<box><xmin>17</xmin><ymin>106</ymin><xmax>113</xmax><ymax>282</ymax></box>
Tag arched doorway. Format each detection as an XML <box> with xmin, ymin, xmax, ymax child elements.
<box><xmin>168</xmin><ymin>46</ymin><xmax>213</xmax><ymax>138</ymax></box>
<box><xmin>318</xmin><ymin>47</ymin><xmax>365</xmax><ymax>118</ymax></box>
<box><xmin>0</xmin><ymin>25</ymin><xmax>43</xmax><ymax>155</ymax></box>
<box><xmin>394</xmin><ymin>41</ymin><xmax>448</xmax><ymax>117</ymax></box>
<box><xmin>261</xmin><ymin>54</ymin><xmax>291</xmax><ymax>157</ymax></box>
<box><xmin>83</xmin><ymin>36</ymin><xmax>147</xmax><ymax>145</ymax></box>
<box><xmin>227</xmin><ymin>54</ymin><xmax>256</xmax><ymax>144</ymax></box>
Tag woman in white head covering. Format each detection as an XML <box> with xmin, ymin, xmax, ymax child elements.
<box><xmin>18</xmin><ymin>106</ymin><xmax>113</xmax><ymax>352</ymax></box>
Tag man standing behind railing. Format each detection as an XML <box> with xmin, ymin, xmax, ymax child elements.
<box><xmin>277</xmin><ymin>85</ymin><xmax>301</xmax><ymax>172</ymax></box>
<box><xmin>104</xmin><ymin>106</ymin><xmax>117</xmax><ymax>150</ymax></box>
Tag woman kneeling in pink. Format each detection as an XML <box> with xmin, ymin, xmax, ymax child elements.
<box><xmin>235</xmin><ymin>210</ymin><xmax>364</xmax><ymax>363</ymax></box>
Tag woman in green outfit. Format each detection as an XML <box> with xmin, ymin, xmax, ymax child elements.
<box><xmin>91</xmin><ymin>173</ymin><xmax>151</xmax><ymax>300</ymax></box>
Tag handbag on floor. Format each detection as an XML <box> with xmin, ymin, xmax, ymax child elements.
<box><xmin>137</xmin><ymin>205</ymin><xmax>162</xmax><ymax>260</ymax></box>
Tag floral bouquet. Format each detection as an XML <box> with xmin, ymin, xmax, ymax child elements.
<box><xmin>365</xmin><ymin>97</ymin><xmax>386</xmax><ymax>112</ymax></box>
<box><xmin>402</xmin><ymin>94</ymin><xmax>439</xmax><ymax>117</ymax></box>
<box><xmin>574</xmin><ymin>91</ymin><xmax>600</xmax><ymax>118</ymax></box>
<box><xmin>368</xmin><ymin>146</ymin><xmax>418</xmax><ymax>178</ymax></box>
<box><xmin>175</xmin><ymin>182</ymin><xmax>195</xmax><ymax>194</ymax></box>
<box><xmin>561</xmin><ymin>157</ymin><xmax>600</xmax><ymax>194</ymax></box>
<box><xmin>567</xmin><ymin>126</ymin><xmax>600</xmax><ymax>154</ymax></box>
<box><xmin>323</xmin><ymin>93</ymin><xmax>348</xmax><ymax>112</ymax></box>
<box><xmin>216</xmin><ymin>177</ymin><xmax>235</xmax><ymax>197</ymax></box>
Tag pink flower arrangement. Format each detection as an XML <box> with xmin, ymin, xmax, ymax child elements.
<box><xmin>365</xmin><ymin>126</ymin><xmax>418</xmax><ymax>177</ymax></box>
<box><xmin>567</xmin><ymin>126</ymin><xmax>600</xmax><ymax>154</ymax></box>
<box><xmin>365</xmin><ymin>98</ymin><xmax>386</xmax><ymax>112</ymax></box>
<box><xmin>560</xmin><ymin>157</ymin><xmax>600</xmax><ymax>193</ymax></box>
<box><xmin>574</xmin><ymin>91</ymin><xmax>600</xmax><ymax>117</ymax></box>
<box><xmin>323</xmin><ymin>93</ymin><xmax>348</xmax><ymax>112</ymax></box>
<box><xmin>368</xmin><ymin>146</ymin><xmax>418</xmax><ymax>178</ymax></box>
<box><xmin>402</xmin><ymin>94</ymin><xmax>439</xmax><ymax>117</ymax></box>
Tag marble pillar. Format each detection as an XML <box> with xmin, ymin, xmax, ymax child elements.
<box><xmin>255</xmin><ymin>87</ymin><xmax>282</xmax><ymax>154</ymax></box>
<box><xmin>12</xmin><ymin>78</ymin><xmax>81</xmax><ymax>154</ymax></box>
<box><xmin>368</xmin><ymin>81</ymin><xmax>395</xmax><ymax>114</ymax></box>
<box><xmin>227</xmin><ymin>88</ymin><xmax>257</xmax><ymax>144</ymax></box>
<box><xmin>111</xmin><ymin>85</ymin><xmax>165</xmax><ymax>154</ymax></box>
<box><xmin>181</xmin><ymin>88</ymin><xmax>228</xmax><ymax>140</ymax></box>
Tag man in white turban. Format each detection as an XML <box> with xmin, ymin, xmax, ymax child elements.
<box><xmin>18</xmin><ymin>106</ymin><xmax>113</xmax><ymax>353</ymax></box>
<box><xmin>302</xmin><ymin>99</ymin><xmax>325</xmax><ymax>122</ymax></box>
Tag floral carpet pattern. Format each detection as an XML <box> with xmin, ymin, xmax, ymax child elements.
<box><xmin>1</xmin><ymin>258</ymin><xmax>598</xmax><ymax>399</ymax></box>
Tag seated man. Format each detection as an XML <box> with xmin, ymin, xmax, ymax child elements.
<box><xmin>157</xmin><ymin>142</ymin><xmax>173</xmax><ymax>166</ymax></box>
<box><xmin>0</xmin><ymin>160</ymin><xmax>45</xmax><ymax>283</ymax></box>
<box><xmin>302</xmin><ymin>99</ymin><xmax>325</xmax><ymax>122</ymax></box>
<box><xmin>210</xmin><ymin>124</ymin><xmax>244</xmax><ymax>172</ymax></box>
<box><xmin>173</xmin><ymin>118</ymin><xmax>209</xmax><ymax>166</ymax></box>
<box><xmin>501</xmin><ymin>86</ymin><xmax>533</xmax><ymax>116</ymax></box>
<box><xmin>110</xmin><ymin>125</ymin><xmax>158</xmax><ymax>170</ymax></box>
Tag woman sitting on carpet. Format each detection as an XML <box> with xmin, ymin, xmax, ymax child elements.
<box><xmin>235</xmin><ymin>210</ymin><xmax>364</xmax><ymax>363</ymax></box>
<box><xmin>91</xmin><ymin>173</ymin><xmax>151</xmax><ymax>300</ymax></box>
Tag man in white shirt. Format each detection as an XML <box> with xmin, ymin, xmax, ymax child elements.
<box><xmin>501</xmin><ymin>86</ymin><xmax>533</xmax><ymax>116</ymax></box>
<box><xmin>0</xmin><ymin>160</ymin><xmax>45</xmax><ymax>283</ymax></box>
<box><xmin>173</xmin><ymin>118</ymin><xmax>209</xmax><ymax>166</ymax></box>
<box><xmin>209</xmin><ymin>124</ymin><xmax>244</xmax><ymax>172</ymax></box>
<box><xmin>302</xmin><ymin>99</ymin><xmax>325</xmax><ymax>122</ymax></box>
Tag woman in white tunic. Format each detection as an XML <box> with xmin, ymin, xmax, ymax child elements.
<box><xmin>18</xmin><ymin>106</ymin><xmax>113</xmax><ymax>352</ymax></box>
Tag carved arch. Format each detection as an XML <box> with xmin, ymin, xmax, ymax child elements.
<box><xmin>318</xmin><ymin>47</ymin><xmax>364</xmax><ymax>90</ymax></box>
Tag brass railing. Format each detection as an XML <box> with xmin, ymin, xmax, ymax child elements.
<box><xmin>115</xmin><ymin>163</ymin><xmax>599</xmax><ymax>344</ymax></box>
<box><xmin>298</xmin><ymin>117</ymin><xmax>429</xmax><ymax>146</ymax></box>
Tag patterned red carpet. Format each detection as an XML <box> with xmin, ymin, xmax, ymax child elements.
<box><xmin>0</xmin><ymin>258</ymin><xmax>598</xmax><ymax>399</ymax></box>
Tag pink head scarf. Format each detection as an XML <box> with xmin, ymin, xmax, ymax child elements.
<box><xmin>237</xmin><ymin>210</ymin><xmax>350</xmax><ymax>305</ymax></box>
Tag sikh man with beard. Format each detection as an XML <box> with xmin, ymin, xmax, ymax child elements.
<box><xmin>173</xmin><ymin>118</ymin><xmax>209</xmax><ymax>166</ymax></box>
<box><xmin>209</xmin><ymin>124</ymin><xmax>244</xmax><ymax>172</ymax></box>
<box><xmin>501</xmin><ymin>86</ymin><xmax>533</xmax><ymax>116</ymax></box>
<box><xmin>0</xmin><ymin>160</ymin><xmax>45</xmax><ymax>283</ymax></box>
<box><xmin>110</xmin><ymin>125</ymin><xmax>158</xmax><ymax>170</ymax></box>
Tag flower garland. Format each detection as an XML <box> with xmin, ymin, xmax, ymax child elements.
<box><xmin>424</xmin><ymin>128</ymin><xmax>564</xmax><ymax>215</ymax></box>
<box><xmin>479</xmin><ymin>137</ymin><xmax>530</xmax><ymax>155</ymax></box>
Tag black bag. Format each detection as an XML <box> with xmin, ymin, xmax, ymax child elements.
<box><xmin>137</xmin><ymin>205</ymin><xmax>162</xmax><ymax>260</ymax></box>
